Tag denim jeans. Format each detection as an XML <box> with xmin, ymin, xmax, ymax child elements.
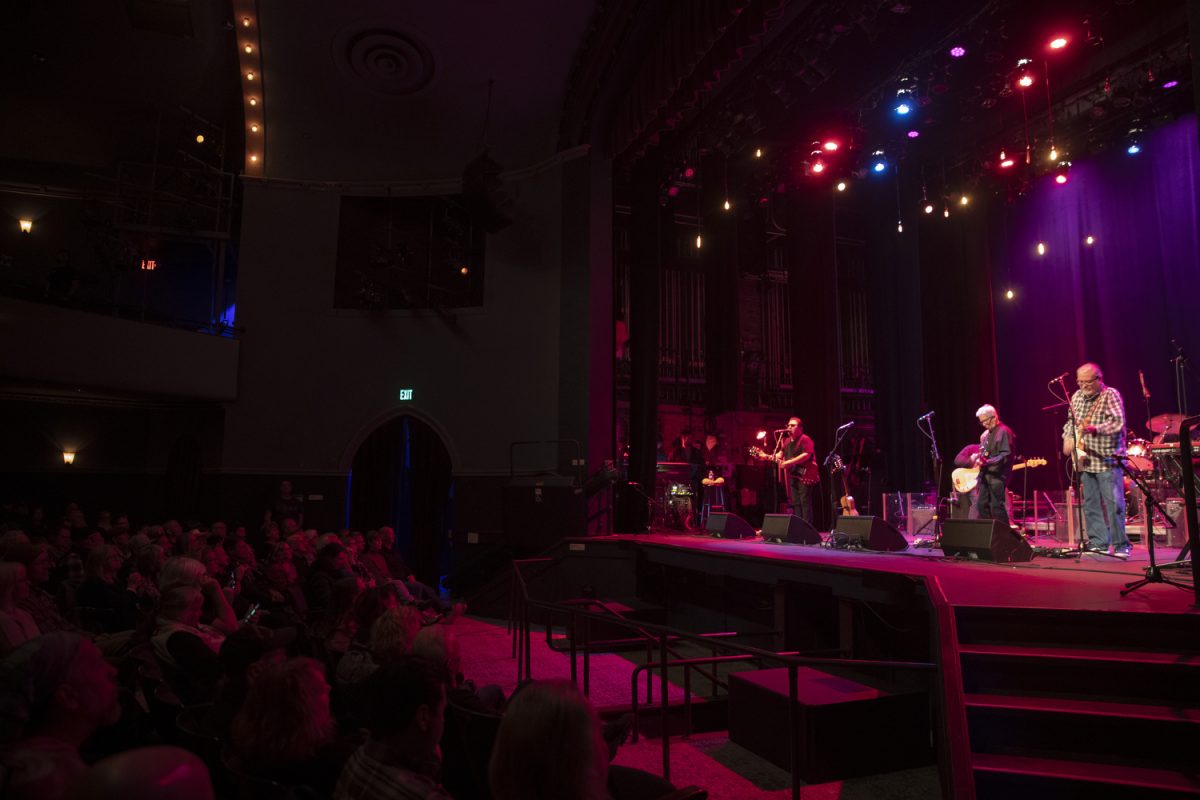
<box><xmin>1080</xmin><ymin>468</ymin><xmax>1128</xmax><ymax>550</ymax></box>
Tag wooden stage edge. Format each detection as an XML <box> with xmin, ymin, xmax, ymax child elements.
<box><xmin>590</xmin><ymin>529</ymin><xmax>1200</xmax><ymax>615</ymax></box>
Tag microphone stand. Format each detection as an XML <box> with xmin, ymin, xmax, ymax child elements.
<box><xmin>823</xmin><ymin>424</ymin><xmax>853</xmax><ymax>529</ymax></box>
<box><xmin>916</xmin><ymin>414</ymin><xmax>943</xmax><ymax>544</ymax></box>
<box><xmin>1119</xmin><ymin>454</ymin><xmax>1188</xmax><ymax>595</ymax></box>
<box><xmin>1058</xmin><ymin>378</ymin><xmax>1120</xmax><ymax>560</ymax></box>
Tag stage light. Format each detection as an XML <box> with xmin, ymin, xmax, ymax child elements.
<box><xmin>62</xmin><ymin>451</ymin><xmax>75</xmax><ymax>465</ymax></box>
<box><xmin>18</xmin><ymin>218</ymin><xmax>32</xmax><ymax>234</ymax></box>
<box><xmin>823</xmin><ymin>140</ymin><xmax>839</xmax><ymax>152</ymax></box>
<box><xmin>250</xmin><ymin>124</ymin><xmax>259</xmax><ymax>133</ymax></box>
<box><xmin>1000</xmin><ymin>157</ymin><xmax>1014</xmax><ymax>168</ymax></box>
<box><xmin>924</xmin><ymin>203</ymin><xmax>934</xmax><ymax>214</ymax></box>
<box><xmin>666</xmin><ymin>186</ymin><xmax>680</xmax><ymax>198</ymax></box>
<box><xmin>683</xmin><ymin>166</ymin><xmax>695</xmax><ymax>178</ymax></box>
<box><xmin>249</xmin><ymin>154</ymin><xmax>258</xmax><ymax>163</ymax></box>
<box><xmin>1005</xmin><ymin>288</ymin><xmax>1015</xmax><ymax>300</ymax></box>
<box><xmin>1126</xmin><ymin>143</ymin><xmax>1141</xmax><ymax>155</ymax></box>
<box><xmin>873</xmin><ymin>161</ymin><xmax>886</xmax><ymax>173</ymax></box>
<box><xmin>754</xmin><ymin>148</ymin><xmax>763</xmax><ymax>159</ymax></box>
<box><xmin>1055</xmin><ymin>173</ymin><xmax>1067</xmax><ymax>184</ymax></box>
<box><xmin>195</xmin><ymin>134</ymin><xmax>205</xmax><ymax>144</ymax></box>
<box><xmin>1048</xmin><ymin>147</ymin><xmax>1059</xmax><ymax>162</ymax></box>
<box><xmin>1163</xmin><ymin>80</ymin><xmax>1178</xmax><ymax>89</ymax></box>
<box><xmin>836</xmin><ymin>181</ymin><xmax>847</xmax><ymax>192</ymax></box>
<box><xmin>811</xmin><ymin>160</ymin><xmax>825</xmax><ymax>174</ymax></box>
<box><xmin>244</xmin><ymin>44</ymin><xmax>253</xmax><ymax>54</ymax></box>
<box><xmin>723</xmin><ymin>199</ymin><xmax>731</xmax><ymax>211</ymax></box>
<box><xmin>943</xmin><ymin>206</ymin><xmax>950</xmax><ymax>218</ymax></box>
<box><xmin>871</xmin><ymin>151</ymin><xmax>887</xmax><ymax>173</ymax></box>
<box><xmin>1017</xmin><ymin>73</ymin><xmax>1034</xmax><ymax>88</ymax></box>
<box><xmin>907</xmin><ymin>130</ymin><xmax>920</xmax><ymax>139</ymax></box>
<box><xmin>246</xmin><ymin>71</ymin><xmax>255</xmax><ymax>81</ymax></box>
<box><xmin>242</xmin><ymin>16</ymin><xmax>251</xmax><ymax>27</ymax></box>
<box><xmin>1036</xmin><ymin>241</ymin><xmax>1046</xmax><ymax>256</ymax></box>
<box><xmin>1085</xmin><ymin>234</ymin><xmax>1095</xmax><ymax>246</ymax></box>
<box><xmin>695</xmin><ymin>233</ymin><xmax>703</xmax><ymax>249</ymax></box>
<box><xmin>897</xmin><ymin>221</ymin><xmax>904</xmax><ymax>233</ymax></box>
<box><xmin>959</xmin><ymin>194</ymin><xmax>969</xmax><ymax>206</ymax></box>
<box><xmin>460</xmin><ymin>266</ymin><xmax>469</xmax><ymax>276</ymax></box>
<box><xmin>1049</xmin><ymin>36</ymin><xmax>1068</xmax><ymax>50</ymax></box>
<box><xmin>895</xmin><ymin>102</ymin><xmax>912</xmax><ymax>115</ymax></box>
<box><xmin>249</xmin><ymin>97</ymin><xmax>257</xmax><ymax>106</ymax></box>
<box><xmin>756</xmin><ymin>430</ymin><xmax>768</xmax><ymax>440</ymax></box>
<box><xmin>949</xmin><ymin>46</ymin><xmax>966</xmax><ymax>58</ymax></box>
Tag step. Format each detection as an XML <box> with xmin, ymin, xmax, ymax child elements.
<box><xmin>955</xmin><ymin>606</ymin><xmax>1200</xmax><ymax>654</ymax></box>
<box><xmin>965</xmin><ymin>694</ymin><xmax>1200</xmax><ymax>768</ymax></box>
<box><xmin>973</xmin><ymin>753</ymin><xmax>1200</xmax><ymax>796</ymax></box>
<box><xmin>959</xmin><ymin>643</ymin><xmax>1200</xmax><ymax>666</ymax></box>
<box><xmin>965</xmin><ymin>693</ymin><xmax>1200</xmax><ymax>723</ymax></box>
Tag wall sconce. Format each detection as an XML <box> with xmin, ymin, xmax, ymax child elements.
<box><xmin>62</xmin><ymin>451</ymin><xmax>76</xmax><ymax>465</ymax></box>
<box><xmin>19</xmin><ymin>219</ymin><xmax>33</xmax><ymax>234</ymax></box>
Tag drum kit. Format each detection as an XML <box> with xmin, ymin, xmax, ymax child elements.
<box><xmin>1122</xmin><ymin>413</ymin><xmax>1199</xmax><ymax>526</ymax></box>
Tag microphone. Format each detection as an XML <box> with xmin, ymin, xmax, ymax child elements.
<box><xmin>1138</xmin><ymin>370</ymin><xmax>1150</xmax><ymax>399</ymax></box>
<box><xmin>773</xmin><ymin>428</ymin><xmax>790</xmax><ymax>434</ymax></box>
<box><xmin>918</xmin><ymin>410</ymin><xmax>935</xmax><ymax>421</ymax></box>
<box><xmin>1051</xmin><ymin>371</ymin><xmax>1069</xmax><ymax>383</ymax></box>
<box><xmin>836</xmin><ymin>421</ymin><xmax>855</xmax><ymax>432</ymax></box>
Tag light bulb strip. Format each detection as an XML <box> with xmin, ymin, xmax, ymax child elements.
<box><xmin>234</xmin><ymin>0</ymin><xmax>266</xmax><ymax>175</ymax></box>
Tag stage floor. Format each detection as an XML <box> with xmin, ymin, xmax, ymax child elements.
<box><xmin>611</xmin><ymin>527</ymin><xmax>1199</xmax><ymax>615</ymax></box>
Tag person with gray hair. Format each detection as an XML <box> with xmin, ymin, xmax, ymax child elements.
<box><xmin>974</xmin><ymin>404</ymin><xmax>1015</xmax><ymax>527</ymax></box>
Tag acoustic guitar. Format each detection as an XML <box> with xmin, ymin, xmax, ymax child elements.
<box><xmin>830</xmin><ymin>454</ymin><xmax>858</xmax><ymax>515</ymax></box>
<box><xmin>951</xmin><ymin>457</ymin><xmax>1047</xmax><ymax>493</ymax></box>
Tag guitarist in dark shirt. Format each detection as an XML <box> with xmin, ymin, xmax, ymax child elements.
<box><xmin>780</xmin><ymin>417</ymin><xmax>819</xmax><ymax>524</ymax></box>
<box><xmin>974</xmin><ymin>405</ymin><xmax>1014</xmax><ymax>527</ymax></box>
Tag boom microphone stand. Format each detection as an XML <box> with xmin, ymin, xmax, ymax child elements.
<box><xmin>916</xmin><ymin>411</ymin><xmax>942</xmax><ymax>543</ymax></box>
<box><xmin>1119</xmin><ymin>454</ymin><xmax>1188</xmax><ymax>595</ymax></box>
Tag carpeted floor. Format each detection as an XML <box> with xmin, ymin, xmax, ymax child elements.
<box><xmin>453</xmin><ymin>615</ymin><xmax>942</xmax><ymax>799</ymax></box>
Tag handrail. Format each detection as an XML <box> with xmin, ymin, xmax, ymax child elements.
<box><xmin>509</xmin><ymin>554</ymin><xmax>938</xmax><ymax>799</ymax></box>
<box><xmin>925</xmin><ymin>576</ymin><xmax>976</xmax><ymax>800</ymax></box>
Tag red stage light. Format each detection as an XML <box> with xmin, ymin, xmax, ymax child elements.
<box><xmin>823</xmin><ymin>140</ymin><xmax>839</xmax><ymax>152</ymax></box>
<box><xmin>1017</xmin><ymin>73</ymin><xmax>1034</xmax><ymax>88</ymax></box>
<box><xmin>1000</xmin><ymin>158</ymin><xmax>1015</xmax><ymax>168</ymax></box>
<box><xmin>811</xmin><ymin>160</ymin><xmax>825</xmax><ymax>174</ymax></box>
<box><xmin>1055</xmin><ymin>173</ymin><xmax>1068</xmax><ymax>184</ymax></box>
<box><xmin>1049</xmin><ymin>36</ymin><xmax>1068</xmax><ymax>50</ymax></box>
<box><xmin>683</xmin><ymin>166</ymin><xmax>695</xmax><ymax>178</ymax></box>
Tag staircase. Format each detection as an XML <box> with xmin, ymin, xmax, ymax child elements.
<box><xmin>953</xmin><ymin>606</ymin><xmax>1200</xmax><ymax>798</ymax></box>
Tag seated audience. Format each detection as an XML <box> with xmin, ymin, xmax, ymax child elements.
<box><xmin>0</xmin><ymin>633</ymin><xmax>121</xmax><ymax>800</ymax></box>
<box><xmin>3</xmin><ymin>542</ymin><xmax>80</xmax><ymax>637</ymax></box>
<box><xmin>334</xmin><ymin>656</ymin><xmax>452</xmax><ymax>800</ymax></box>
<box><xmin>305</xmin><ymin>542</ymin><xmax>352</xmax><ymax>611</ymax></box>
<box><xmin>75</xmin><ymin>545</ymin><xmax>143</xmax><ymax>632</ymax></box>
<box><xmin>202</xmin><ymin>623</ymin><xmax>294</xmax><ymax>739</ymax></box>
<box><xmin>0</xmin><ymin>562</ymin><xmax>40</xmax><ymax>655</ymax></box>
<box><xmin>66</xmin><ymin>746</ymin><xmax>214</xmax><ymax>800</ymax></box>
<box><xmin>150</xmin><ymin>580</ymin><xmax>237</xmax><ymax>704</ymax></box>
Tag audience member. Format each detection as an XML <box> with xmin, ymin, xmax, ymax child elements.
<box><xmin>4</xmin><ymin>542</ymin><xmax>80</xmax><ymax>636</ymax></box>
<box><xmin>0</xmin><ymin>562</ymin><xmax>40</xmax><ymax>655</ymax></box>
<box><xmin>66</xmin><ymin>746</ymin><xmax>213</xmax><ymax>800</ymax></box>
<box><xmin>150</xmin><ymin>580</ymin><xmax>236</xmax><ymax>703</ymax></box>
<box><xmin>75</xmin><ymin>545</ymin><xmax>142</xmax><ymax>632</ymax></box>
<box><xmin>305</xmin><ymin>542</ymin><xmax>352</xmax><ymax>611</ymax></box>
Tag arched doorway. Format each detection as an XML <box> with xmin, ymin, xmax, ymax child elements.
<box><xmin>346</xmin><ymin>415</ymin><xmax>453</xmax><ymax>590</ymax></box>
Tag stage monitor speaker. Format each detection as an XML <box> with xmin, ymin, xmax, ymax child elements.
<box><xmin>834</xmin><ymin>515</ymin><xmax>908</xmax><ymax>552</ymax></box>
<box><xmin>941</xmin><ymin>519</ymin><xmax>1033</xmax><ymax>562</ymax></box>
<box><xmin>761</xmin><ymin>514</ymin><xmax>822</xmax><ymax>544</ymax></box>
<box><xmin>706</xmin><ymin>512</ymin><xmax>756</xmax><ymax>540</ymax></box>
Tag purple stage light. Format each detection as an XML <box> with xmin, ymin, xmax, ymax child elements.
<box><xmin>1163</xmin><ymin>80</ymin><xmax>1178</xmax><ymax>89</ymax></box>
<box><xmin>907</xmin><ymin>130</ymin><xmax>920</xmax><ymax>139</ymax></box>
<box><xmin>949</xmin><ymin>46</ymin><xmax>966</xmax><ymax>58</ymax></box>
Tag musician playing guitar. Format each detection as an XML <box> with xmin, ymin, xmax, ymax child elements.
<box><xmin>778</xmin><ymin>417</ymin><xmax>819</xmax><ymax>523</ymax></box>
<box><xmin>974</xmin><ymin>404</ymin><xmax>1014</xmax><ymax>527</ymax></box>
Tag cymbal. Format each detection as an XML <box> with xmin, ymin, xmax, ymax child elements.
<box><xmin>1148</xmin><ymin>413</ymin><xmax>1187</xmax><ymax>434</ymax></box>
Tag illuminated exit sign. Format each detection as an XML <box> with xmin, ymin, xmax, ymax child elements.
<box><xmin>398</xmin><ymin>389</ymin><xmax>414</xmax><ymax>401</ymax></box>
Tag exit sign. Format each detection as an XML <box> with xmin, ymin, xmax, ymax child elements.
<box><xmin>398</xmin><ymin>389</ymin><xmax>413</xmax><ymax>401</ymax></box>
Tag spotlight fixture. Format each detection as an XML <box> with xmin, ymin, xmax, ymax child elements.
<box><xmin>1005</xmin><ymin>288</ymin><xmax>1015</xmax><ymax>300</ymax></box>
<box><xmin>999</xmin><ymin>148</ymin><xmax>1015</xmax><ymax>168</ymax></box>
<box><xmin>959</xmin><ymin>194</ymin><xmax>969</xmax><ymax>206</ymax></box>
<box><xmin>1055</xmin><ymin>173</ymin><xmax>1068</xmax><ymax>185</ymax></box>
<box><xmin>1085</xmin><ymin>234</ymin><xmax>1095</xmax><ymax>246</ymax></box>
<box><xmin>1054</xmin><ymin>161</ymin><xmax>1071</xmax><ymax>184</ymax></box>
<box><xmin>1048</xmin><ymin>147</ymin><xmax>1059</xmax><ymax>162</ymax></box>
<box><xmin>897</xmin><ymin>220</ymin><xmax>904</xmax><ymax>233</ymax></box>
<box><xmin>1036</xmin><ymin>241</ymin><xmax>1047</xmax><ymax>256</ymax></box>
<box><xmin>949</xmin><ymin>46</ymin><xmax>966</xmax><ymax>58</ymax></box>
<box><xmin>246</xmin><ymin>71</ymin><xmax>255</xmax><ymax>81</ymax></box>
<box><xmin>836</xmin><ymin>181</ymin><xmax>847</xmax><ymax>192</ymax></box>
<box><xmin>943</xmin><ymin>207</ymin><xmax>950</xmax><ymax>218</ymax></box>
<box><xmin>1126</xmin><ymin>143</ymin><xmax>1141</xmax><ymax>155</ymax></box>
<box><xmin>683</xmin><ymin>166</ymin><xmax>695</xmax><ymax>178</ymax></box>
<box><xmin>1162</xmin><ymin>80</ymin><xmax>1179</xmax><ymax>89</ymax></box>
<box><xmin>460</xmin><ymin>266</ymin><xmax>469</xmax><ymax>276</ymax></box>
<box><xmin>242</xmin><ymin>16</ymin><xmax>251</xmax><ymax>27</ymax></box>
<box><xmin>756</xmin><ymin>430</ymin><xmax>768</xmax><ymax>440</ymax></box>
<box><xmin>250</xmin><ymin>124</ymin><xmax>259</xmax><ymax>133</ymax></box>
<box><xmin>1017</xmin><ymin>73</ymin><xmax>1034</xmax><ymax>88</ymax></box>
<box><xmin>924</xmin><ymin>203</ymin><xmax>934</xmax><ymax>214</ymax></box>
<box><xmin>871</xmin><ymin>150</ymin><xmax>887</xmax><ymax>173</ymax></box>
<box><xmin>18</xmin><ymin>218</ymin><xmax>33</xmax><ymax>234</ymax></box>
<box><xmin>723</xmin><ymin>199</ymin><xmax>731</xmax><ymax>211</ymax></box>
<box><xmin>62</xmin><ymin>451</ymin><xmax>76</xmax><ymax>465</ymax></box>
<box><xmin>249</xmin><ymin>154</ymin><xmax>258</xmax><ymax>163</ymax></box>
<box><xmin>811</xmin><ymin>160</ymin><xmax>826</xmax><ymax>174</ymax></box>
<box><xmin>249</xmin><ymin>97</ymin><xmax>257</xmax><ymax>106</ymax></box>
<box><xmin>244</xmin><ymin>44</ymin><xmax>253</xmax><ymax>54</ymax></box>
<box><xmin>1125</xmin><ymin>127</ymin><xmax>1143</xmax><ymax>155</ymax></box>
<box><xmin>754</xmin><ymin>148</ymin><xmax>763</xmax><ymax>159</ymax></box>
<box><xmin>895</xmin><ymin>102</ymin><xmax>912</xmax><ymax>115</ymax></box>
<box><xmin>195</xmin><ymin>134</ymin><xmax>205</xmax><ymax>144</ymax></box>
<box><xmin>907</xmin><ymin>130</ymin><xmax>920</xmax><ymax>139</ymax></box>
<box><xmin>695</xmin><ymin>233</ymin><xmax>703</xmax><ymax>249</ymax></box>
<box><xmin>823</xmin><ymin>140</ymin><xmax>839</xmax><ymax>152</ymax></box>
<box><xmin>1048</xmin><ymin>36</ymin><xmax>1068</xmax><ymax>50</ymax></box>
<box><xmin>893</xmin><ymin>77</ymin><xmax>917</xmax><ymax>116</ymax></box>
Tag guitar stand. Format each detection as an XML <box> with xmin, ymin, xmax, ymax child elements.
<box><xmin>1119</xmin><ymin>455</ymin><xmax>1190</xmax><ymax>595</ymax></box>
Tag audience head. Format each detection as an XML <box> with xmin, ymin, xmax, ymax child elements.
<box><xmin>230</xmin><ymin>656</ymin><xmax>332</xmax><ymax>765</ymax></box>
<box><xmin>84</xmin><ymin>544</ymin><xmax>123</xmax><ymax>584</ymax></box>
<box><xmin>158</xmin><ymin>557</ymin><xmax>207</xmax><ymax>590</ymax></box>
<box><xmin>489</xmin><ymin>680</ymin><xmax>609</xmax><ymax>800</ymax></box>
<box><xmin>361</xmin><ymin>656</ymin><xmax>448</xmax><ymax>755</ymax></box>
<box><xmin>352</xmin><ymin>584</ymin><xmax>401</xmax><ymax>637</ymax></box>
<box><xmin>0</xmin><ymin>633</ymin><xmax>120</xmax><ymax>745</ymax></box>
<box><xmin>158</xmin><ymin>586</ymin><xmax>204</xmax><ymax>626</ymax></box>
<box><xmin>0</xmin><ymin>541</ymin><xmax>52</xmax><ymax>588</ymax></box>
<box><xmin>68</xmin><ymin>746</ymin><xmax>213</xmax><ymax>800</ymax></box>
<box><xmin>264</xmin><ymin>561</ymin><xmax>297</xmax><ymax>591</ymax></box>
<box><xmin>0</xmin><ymin>561</ymin><xmax>31</xmax><ymax>609</ymax></box>
<box><xmin>368</xmin><ymin>605</ymin><xmax>422</xmax><ymax>664</ymax></box>
<box><xmin>412</xmin><ymin>623</ymin><xmax>461</xmax><ymax>683</ymax></box>
<box><xmin>315</xmin><ymin>542</ymin><xmax>349</xmax><ymax>573</ymax></box>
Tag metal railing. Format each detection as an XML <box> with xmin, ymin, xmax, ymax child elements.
<box><xmin>509</xmin><ymin>553</ymin><xmax>971</xmax><ymax>799</ymax></box>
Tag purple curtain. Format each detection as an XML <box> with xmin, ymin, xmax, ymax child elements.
<box><xmin>990</xmin><ymin>115</ymin><xmax>1200</xmax><ymax>486</ymax></box>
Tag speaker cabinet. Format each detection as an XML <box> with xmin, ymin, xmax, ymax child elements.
<box><xmin>834</xmin><ymin>515</ymin><xmax>908</xmax><ymax>552</ymax></box>
<box><xmin>706</xmin><ymin>512</ymin><xmax>756</xmax><ymax>540</ymax></box>
<box><xmin>941</xmin><ymin>519</ymin><xmax>1033</xmax><ymax>562</ymax></box>
<box><xmin>761</xmin><ymin>514</ymin><xmax>822</xmax><ymax>544</ymax></box>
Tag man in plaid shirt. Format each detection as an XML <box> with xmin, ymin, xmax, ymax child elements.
<box><xmin>1062</xmin><ymin>362</ymin><xmax>1131</xmax><ymax>556</ymax></box>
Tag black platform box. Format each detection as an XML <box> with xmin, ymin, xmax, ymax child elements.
<box><xmin>728</xmin><ymin>667</ymin><xmax>932</xmax><ymax>782</ymax></box>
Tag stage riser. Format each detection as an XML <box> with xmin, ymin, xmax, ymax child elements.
<box><xmin>975</xmin><ymin>770</ymin><xmax>1199</xmax><ymax>800</ymax></box>
<box><xmin>966</xmin><ymin>708</ymin><xmax>1200</xmax><ymax>770</ymax></box>
<box><xmin>955</xmin><ymin>608</ymin><xmax>1200</xmax><ymax>654</ymax></box>
<box><xmin>961</xmin><ymin>656</ymin><xmax>1200</xmax><ymax>706</ymax></box>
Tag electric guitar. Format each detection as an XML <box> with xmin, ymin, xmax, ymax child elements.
<box><xmin>951</xmin><ymin>457</ymin><xmax>1047</xmax><ymax>493</ymax></box>
<box><xmin>830</xmin><ymin>454</ymin><xmax>858</xmax><ymax>516</ymax></box>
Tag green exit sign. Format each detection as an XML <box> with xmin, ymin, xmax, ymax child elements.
<box><xmin>398</xmin><ymin>389</ymin><xmax>414</xmax><ymax>401</ymax></box>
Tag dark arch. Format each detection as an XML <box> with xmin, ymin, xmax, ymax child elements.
<box><xmin>346</xmin><ymin>415</ymin><xmax>453</xmax><ymax>589</ymax></box>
